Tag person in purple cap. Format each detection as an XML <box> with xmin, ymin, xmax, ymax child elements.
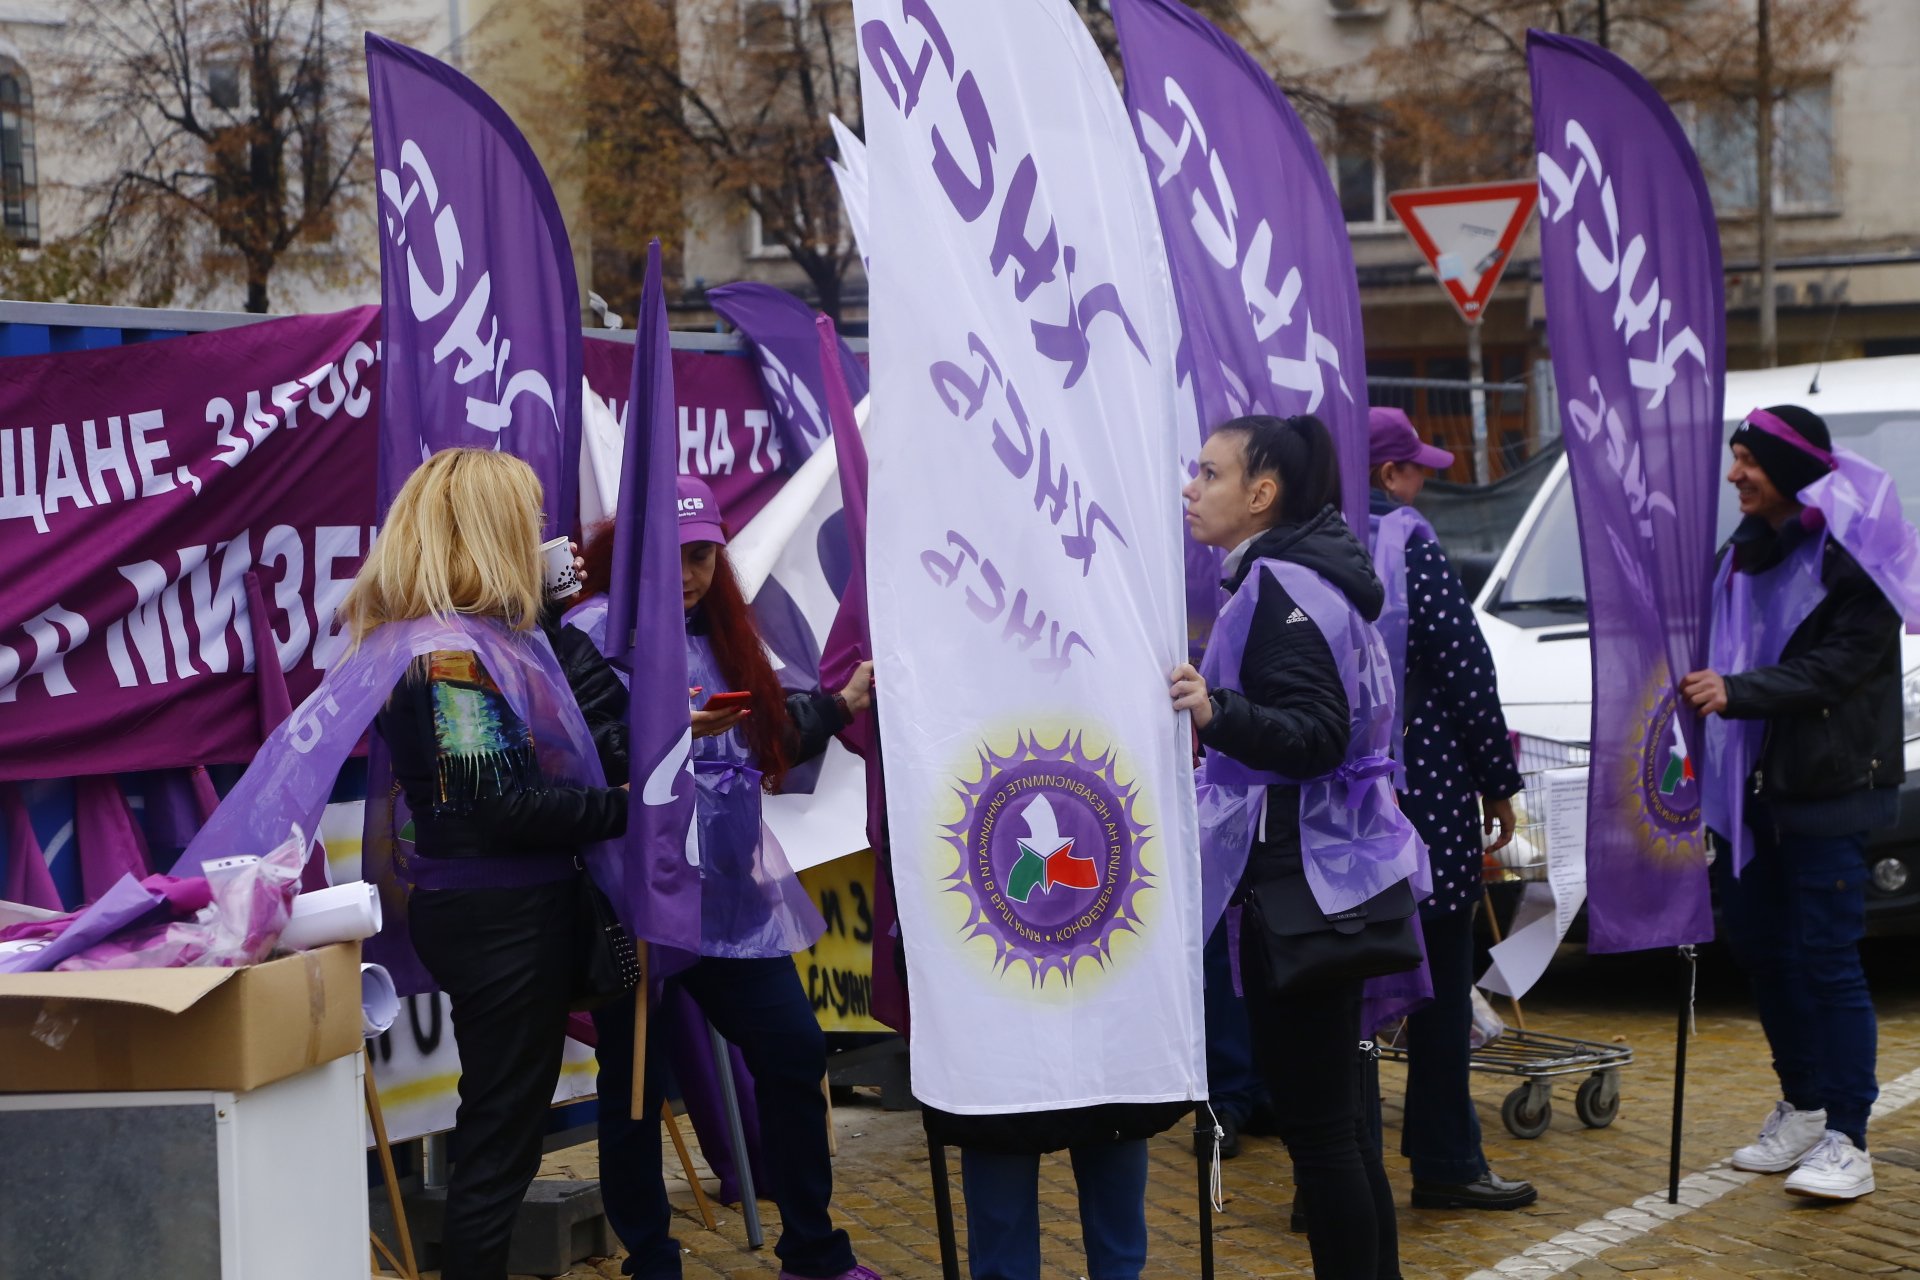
<box><xmin>578</xmin><ymin>475</ymin><xmax>883</xmax><ymax>1280</ymax></box>
<box><xmin>1682</xmin><ymin>404</ymin><xmax>1903</xmax><ymax>1202</ymax></box>
<box><xmin>1364</xmin><ymin>406</ymin><xmax>1533</xmax><ymax>1212</ymax></box>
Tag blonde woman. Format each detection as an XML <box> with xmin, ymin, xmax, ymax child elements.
<box><xmin>344</xmin><ymin>449</ymin><xmax>630</xmax><ymax>1280</ymax></box>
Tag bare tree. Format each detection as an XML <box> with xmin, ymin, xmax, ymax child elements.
<box><xmin>52</xmin><ymin>0</ymin><xmax>376</xmax><ymax>312</ymax></box>
<box><xmin>1365</xmin><ymin>0</ymin><xmax>1859</xmax><ymax>365</ymax></box>
<box><xmin>522</xmin><ymin>0</ymin><xmax>861</xmax><ymax>322</ymax></box>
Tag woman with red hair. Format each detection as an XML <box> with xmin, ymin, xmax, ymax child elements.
<box><xmin>575</xmin><ymin>476</ymin><xmax>880</xmax><ymax>1280</ymax></box>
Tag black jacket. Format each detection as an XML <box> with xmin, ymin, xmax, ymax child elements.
<box><xmin>1198</xmin><ymin>506</ymin><xmax>1385</xmax><ymax>893</ymax></box>
<box><xmin>545</xmin><ymin>613</ymin><xmax>630</xmax><ymax>780</ymax></box>
<box><xmin>375</xmin><ymin>645</ymin><xmax>629</xmax><ymax>862</ymax></box>
<box><xmin>1721</xmin><ymin>517</ymin><xmax>1904</xmax><ymax>809</ymax></box>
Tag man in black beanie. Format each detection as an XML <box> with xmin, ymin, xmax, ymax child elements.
<box><xmin>1681</xmin><ymin>403</ymin><xmax>1903</xmax><ymax>1202</ymax></box>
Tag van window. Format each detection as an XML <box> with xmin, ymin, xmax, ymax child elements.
<box><xmin>1491</xmin><ymin>412</ymin><xmax>1919</xmax><ymax>624</ymax></box>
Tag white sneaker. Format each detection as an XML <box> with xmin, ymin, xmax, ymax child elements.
<box><xmin>1784</xmin><ymin>1131</ymin><xmax>1875</xmax><ymax>1200</ymax></box>
<box><xmin>1730</xmin><ymin>1101</ymin><xmax>1828</xmax><ymax>1173</ymax></box>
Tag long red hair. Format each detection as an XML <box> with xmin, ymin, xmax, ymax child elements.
<box><xmin>576</xmin><ymin>521</ymin><xmax>794</xmax><ymax>792</ymax></box>
<box><xmin>698</xmin><ymin>549</ymin><xmax>794</xmax><ymax>792</ymax></box>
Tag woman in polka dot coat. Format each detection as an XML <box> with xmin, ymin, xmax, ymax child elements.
<box><xmin>1367</xmin><ymin>407</ymin><xmax>1533</xmax><ymax>1211</ymax></box>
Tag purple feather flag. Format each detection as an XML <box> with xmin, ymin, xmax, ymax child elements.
<box><xmin>2</xmin><ymin>783</ymin><xmax>60</xmax><ymax>910</ymax></box>
<box><xmin>606</xmin><ymin>241</ymin><xmax>702</xmax><ymax>953</ymax></box>
<box><xmin>812</xmin><ymin>312</ymin><xmax>906</xmax><ymax>1033</ymax></box>
<box><xmin>73</xmin><ymin>776</ymin><xmax>150</xmax><ymax>903</ymax></box>
<box><xmin>244</xmin><ymin>570</ymin><xmax>293</xmax><ymax>740</ymax></box>
<box><xmin>366</xmin><ymin>33</ymin><xmax>581</xmax><ymax>537</ymax></box>
<box><xmin>1112</xmin><ymin>0</ymin><xmax>1370</xmax><ymax>538</ymax></box>
<box><xmin>1529</xmin><ymin>31</ymin><xmax>1721</xmax><ymax>952</ymax></box>
<box><xmin>190</xmin><ymin>766</ymin><xmax>220</xmax><ymax>824</ymax></box>
<box><xmin>709</xmin><ymin>283</ymin><xmax>870</xmax><ymax>467</ymax></box>
<box><xmin>815</xmin><ymin>314</ymin><xmax>871</xmax><ymax>702</ymax></box>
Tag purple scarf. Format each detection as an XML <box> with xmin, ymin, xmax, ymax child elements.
<box><xmin>1196</xmin><ymin>558</ymin><xmax>1428</xmax><ymax>926</ymax></box>
<box><xmin>1368</xmin><ymin>506</ymin><xmax>1439</xmax><ymax>788</ymax></box>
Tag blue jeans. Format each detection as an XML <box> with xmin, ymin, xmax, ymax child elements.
<box><xmin>1713</xmin><ymin>823</ymin><xmax>1879</xmax><ymax>1147</ymax></box>
<box><xmin>1202</xmin><ymin>919</ymin><xmax>1269</xmax><ymax>1125</ymax></box>
<box><xmin>1399</xmin><ymin>906</ymin><xmax>1490</xmax><ymax>1184</ymax></box>
<box><xmin>959</xmin><ymin>1141</ymin><xmax>1148</xmax><ymax>1280</ymax></box>
<box><xmin>593</xmin><ymin>957</ymin><xmax>854</xmax><ymax>1279</ymax></box>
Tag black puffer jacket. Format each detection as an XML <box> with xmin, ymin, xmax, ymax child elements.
<box><xmin>1198</xmin><ymin>506</ymin><xmax>1385</xmax><ymax>894</ymax></box>
<box><xmin>1721</xmin><ymin>516</ymin><xmax>1904</xmax><ymax>814</ymax></box>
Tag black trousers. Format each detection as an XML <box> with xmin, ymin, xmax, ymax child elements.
<box><xmin>1400</xmin><ymin>905</ymin><xmax>1490</xmax><ymax>1183</ymax></box>
<box><xmin>593</xmin><ymin>955</ymin><xmax>854</xmax><ymax>1279</ymax></box>
<box><xmin>1242</xmin><ymin>927</ymin><xmax>1400</xmax><ymax>1280</ymax></box>
<box><xmin>410</xmin><ymin>877</ymin><xmax>581</xmax><ymax>1280</ymax></box>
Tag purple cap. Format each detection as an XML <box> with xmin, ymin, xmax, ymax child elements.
<box><xmin>1368</xmin><ymin>407</ymin><xmax>1455</xmax><ymax>472</ymax></box>
<box><xmin>677</xmin><ymin>475</ymin><xmax>726</xmax><ymax>546</ymax></box>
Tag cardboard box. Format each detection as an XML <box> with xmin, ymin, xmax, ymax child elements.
<box><xmin>0</xmin><ymin>943</ymin><xmax>362</xmax><ymax>1093</ymax></box>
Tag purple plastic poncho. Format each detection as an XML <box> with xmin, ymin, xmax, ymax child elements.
<box><xmin>1196</xmin><ymin>558</ymin><xmax>1429</xmax><ymax>928</ymax></box>
<box><xmin>1368</xmin><ymin>505</ymin><xmax>1439</xmax><ymax>788</ymax></box>
<box><xmin>1801</xmin><ymin>449</ymin><xmax>1920</xmax><ymax>632</ymax></box>
<box><xmin>1701</xmin><ymin>532</ymin><xmax>1825</xmax><ymax>875</ymax></box>
<box><xmin>682</xmin><ymin>630</ymin><xmax>824</xmax><ymax>959</ymax></box>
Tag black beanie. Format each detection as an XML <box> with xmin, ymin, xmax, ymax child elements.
<box><xmin>1729</xmin><ymin>403</ymin><xmax>1834</xmax><ymax>501</ymax></box>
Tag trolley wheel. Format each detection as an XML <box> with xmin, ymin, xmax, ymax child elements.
<box><xmin>1502</xmin><ymin>1083</ymin><xmax>1552</xmax><ymax>1139</ymax></box>
<box><xmin>1575</xmin><ymin>1071</ymin><xmax>1621</xmax><ymax>1128</ymax></box>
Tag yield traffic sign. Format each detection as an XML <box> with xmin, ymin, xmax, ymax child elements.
<box><xmin>1388</xmin><ymin>181</ymin><xmax>1539</xmax><ymax>325</ymax></box>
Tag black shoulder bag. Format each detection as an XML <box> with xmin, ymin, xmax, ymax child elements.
<box><xmin>1246</xmin><ymin>869</ymin><xmax>1421</xmax><ymax>994</ymax></box>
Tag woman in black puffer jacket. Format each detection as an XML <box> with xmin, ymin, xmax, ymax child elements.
<box><xmin>1170</xmin><ymin>414</ymin><xmax>1403</xmax><ymax>1280</ymax></box>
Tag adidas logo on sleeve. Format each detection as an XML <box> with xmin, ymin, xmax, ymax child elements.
<box><xmin>1285</xmin><ymin>607</ymin><xmax>1309</xmax><ymax>625</ymax></box>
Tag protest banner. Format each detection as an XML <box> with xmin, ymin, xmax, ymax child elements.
<box><xmin>794</xmin><ymin>850</ymin><xmax>888</xmax><ymax>1034</ymax></box>
<box><xmin>0</xmin><ymin>317</ymin><xmax>800</xmax><ymax>785</ymax></box>
<box><xmin>857</xmin><ymin>0</ymin><xmax>1203</xmax><ymax>1112</ymax></box>
<box><xmin>1529</xmin><ymin>31</ymin><xmax>1722</xmax><ymax>952</ymax></box>
<box><xmin>0</xmin><ymin>309</ymin><xmax>382</xmax><ymax>780</ymax></box>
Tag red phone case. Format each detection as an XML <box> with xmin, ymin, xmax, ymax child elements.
<box><xmin>702</xmin><ymin>691</ymin><xmax>753</xmax><ymax>711</ymax></box>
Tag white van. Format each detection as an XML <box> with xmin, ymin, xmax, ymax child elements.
<box><xmin>1472</xmin><ymin>355</ymin><xmax>1920</xmax><ymax>929</ymax></box>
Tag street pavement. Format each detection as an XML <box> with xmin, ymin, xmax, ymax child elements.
<box><xmin>499</xmin><ymin>940</ymin><xmax>1920</xmax><ymax>1280</ymax></box>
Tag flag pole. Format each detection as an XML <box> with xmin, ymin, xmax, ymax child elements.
<box><xmin>628</xmin><ymin>946</ymin><xmax>649</xmax><ymax>1120</ymax></box>
<box><xmin>927</xmin><ymin>1136</ymin><xmax>961</xmax><ymax>1280</ymax></box>
<box><xmin>1195</xmin><ymin>1117</ymin><xmax>1216</xmax><ymax>1280</ymax></box>
<box><xmin>1668</xmin><ymin>943</ymin><xmax>1695</xmax><ymax>1203</ymax></box>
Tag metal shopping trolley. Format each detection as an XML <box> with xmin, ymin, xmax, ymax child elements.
<box><xmin>1376</xmin><ymin>735</ymin><xmax>1634</xmax><ymax>1139</ymax></box>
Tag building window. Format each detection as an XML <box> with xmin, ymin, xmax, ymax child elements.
<box><xmin>208</xmin><ymin>61</ymin><xmax>245</xmax><ymax>112</ymax></box>
<box><xmin>0</xmin><ymin>57</ymin><xmax>37</xmax><ymax>246</ymax></box>
<box><xmin>1328</xmin><ymin>110</ymin><xmax>1418</xmax><ymax>228</ymax></box>
<box><xmin>1684</xmin><ymin>82</ymin><xmax>1836</xmax><ymax>215</ymax></box>
<box><xmin>745</xmin><ymin>206</ymin><xmax>788</xmax><ymax>260</ymax></box>
<box><xmin>741</xmin><ymin>0</ymin><xmax>805</xmax><ymax>49</ymax></box>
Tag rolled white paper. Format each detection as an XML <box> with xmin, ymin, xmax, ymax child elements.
<box><xmin>359</xmin><ymin>963</ymin><xmax>400</xmax><ymax>1038</ymax></box>
<box><xmin>279</xmin><ymin>880</ymin><xmax>382</xmax><ymax>951</ymax></box>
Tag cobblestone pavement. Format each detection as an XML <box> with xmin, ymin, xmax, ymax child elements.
<box><xmin>492</xmin><ymin>941</ymin><xmax>1920</xmax><ymax>1280</ymax></box>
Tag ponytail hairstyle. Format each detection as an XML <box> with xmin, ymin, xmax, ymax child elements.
<box><xmin>1215</xmin><ymin>413</ymin><xmax>1343</xmax><ymax>527</ymax></box>
<box><xmin>696</xmin><ymin>547</ymin><xmax>794</xmax><ymax>792</ymax></box>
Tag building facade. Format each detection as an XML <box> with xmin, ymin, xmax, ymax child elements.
<box><xmin>1</xmin><ymin>0</ymin><xmax>1912</xmax><ymax>442</ymax></box>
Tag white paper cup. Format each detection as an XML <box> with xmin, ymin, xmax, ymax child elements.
<box><xmin>541</xmin><ymin>535</ymin><xmax>582</xmax><ymax>600</ymax></box>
